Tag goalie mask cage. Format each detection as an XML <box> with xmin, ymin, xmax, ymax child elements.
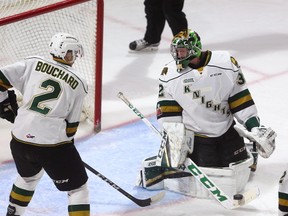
<box><xmin>0</xmin><ymin>0</ymin><xmax>104</xmax><ymax>132</ymax></box>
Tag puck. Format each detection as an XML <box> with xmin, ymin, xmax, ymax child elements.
<box><xmin>233</xmin><ymin>194</ymin><xmax>243</xmax><ymax>200</ymax></box>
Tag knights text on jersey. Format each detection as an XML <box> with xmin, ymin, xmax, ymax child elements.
<box><xmin>157</xmin><ymin>51</ymin><xmax>258</xmax><ymax>137</ymax></box>
<box><xmin>0</xmin><ymin>56</ymin><xmax>88</xmax><ymax>145</ymax></box>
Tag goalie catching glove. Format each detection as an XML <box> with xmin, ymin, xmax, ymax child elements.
<box><xmin>0</xmin><ymin>90</ymin><xmax>18</xmax><ymax>123</ymax></box>
<box><xmin>234</xmin><ymin>124</ymin><xmax>276</xmax><ymax>158</ymax></box>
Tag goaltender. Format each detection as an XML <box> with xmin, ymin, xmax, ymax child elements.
<box><xmin>136</xmin><ymin>29</ymin><xmax>277</xmax><ymax>198</ymax></box>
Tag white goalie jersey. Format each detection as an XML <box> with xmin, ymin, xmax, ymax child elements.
<box><xmin>0</xmin><ymin>56</ymin><xmax>88</xmax><ymax>145</ymax></box>
<box><xmin>157</xmin><ymin>51</ymin><xmax>258</xmax><ymax>137</ymax></box>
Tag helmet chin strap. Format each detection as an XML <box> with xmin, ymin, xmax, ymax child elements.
<box><xmin>176</xmin><ymin>55</ymin><xmax>196</xmax><ymax>72</ymax></box>
<box><xmin>52</xmin><ymin>56</ymin><xmax>74</xmax><ymax>66</ymax></box>
<box><xmin>176</xmin><ymin>59</ymin><xmax>189</xmax><ymax>72</ymax></box>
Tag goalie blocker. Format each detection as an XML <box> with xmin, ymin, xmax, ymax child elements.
<box><xmin>136</xmin><ymin>122</ymin><xmax>254</xmax><ymax>199</ymax></box>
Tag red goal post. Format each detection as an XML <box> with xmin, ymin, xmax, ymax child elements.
<box><xmin>0</xmin><ymin>0</ymin><xmax>103</xmax><ymax>132</ymax></box>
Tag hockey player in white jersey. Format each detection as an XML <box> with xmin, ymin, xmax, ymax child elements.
<box><xmin>137</xmin><ymin>29</ymin><xmax>277</xmax><ymax>198</ymax></box>
<box><xmin>0</xmin><ymin>33</ymin><xmax>90</xmax><ymax>216</ymax></box>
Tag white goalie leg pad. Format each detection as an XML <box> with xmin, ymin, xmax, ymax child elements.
<box><xmin>136</xmin><ymin>156</ymin><xmax>165</xmax><ymax>190</ymax></box>
<box><xmin>68</xmin><ymin>182</ymin><xmax>89</xmax><ymax>205</ymax></box>
<box><xmin>165</xmin><ymin>152</ymin><xmax>253</xmax><ymax>199</ymax></box>
<box><xmin>230</xmin><ymin>150</ymin><xmax>254</xmax><ymax>193</ymax></box>
<box><xmin>156</xmin><ymin>122</ymin><xmax>194</xmax><ymax>168</ymax></box>
<box><xmin>164</xmin><ymin>174</ymin><xmax>210</xmax><ymax>198</ymax></box>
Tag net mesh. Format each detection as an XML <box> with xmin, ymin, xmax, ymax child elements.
<box><xmin>0</xmin><ymin>0</ymin><xmax>63</xmax><ymax>18</ymax></box>
<box><xmin>0</xmin><ymin>0</ymin><xmax>99</xmax><ymax>123</ymax></box>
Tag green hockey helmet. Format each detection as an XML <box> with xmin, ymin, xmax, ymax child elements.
<box><xmin>170</xmin><ymin>30</ymin><xmax>202</xmax><ymax>70</ymax></box>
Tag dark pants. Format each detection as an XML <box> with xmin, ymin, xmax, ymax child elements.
<box><xmin>144</xmin><ymin>0</ymin><xmax>188</xmax><ymax>44</ymax></box>
<box><xmin>10</xmin><ymin>137</ymin><xmax>88</xmax><ymax>191</ymax></box>
<box><xmin>188</xmin><ymin>121</ymin><xmax>248</xmax><ymax>167</ymax></box>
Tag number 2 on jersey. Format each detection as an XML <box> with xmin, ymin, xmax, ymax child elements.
<box><xmin>29</xmin><ymin>79</ymin><xmax>62</xmax><ymax>115</ymax></box>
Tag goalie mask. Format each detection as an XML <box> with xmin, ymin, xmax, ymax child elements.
<box><xmin>49</xmin><ymin>33</ymin><xmax>84</xmax><ymax>65</ymax></box>
<box><xmin>170</xmin><ymin>30</ymin><xmax>202</xmax><ymax>71</ymax></box>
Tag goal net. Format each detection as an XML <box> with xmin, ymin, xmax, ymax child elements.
<box><xmin>0</xmin><ymin>0</ymin><xmax>103</xmax><ymax>132</ymax></box>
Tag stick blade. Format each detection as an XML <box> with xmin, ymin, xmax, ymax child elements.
<box><xmin>232</xmin><ymin>187</ymin><xmax>260</xmax><ymax>209</ymax></box>
<box><xmin>150</xmin><ymin>191</ymin><xmax>166</xmax><ymax>204</ymax></box>
<box><xmin>136</xmin><ymin>191</ymin><xmax>166</xmax><ymax>207</ymax></box>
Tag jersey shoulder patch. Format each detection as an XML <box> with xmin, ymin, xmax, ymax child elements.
<box><xmin>230</xmin><ymin>56</ymin><xmax>240</xmax><ymax>68</ymax></box>
<box><xmin>161</xmin><ymin>67</ymin><xmax>168</xmax><ymax>75</ymax></box>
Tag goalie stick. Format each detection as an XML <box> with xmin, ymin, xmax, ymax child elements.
<box><xmin>117</xmin><ymin>92</ymin><xmax>260</xmax><ymax>209</ymax></box>
<box><xmin>117</xmin><ymin>92</ymin><xmax>170</xmax><ymax>167</ymax></box>
<box><xmin>180</xmin><ymin>159</ymin><xmax>260</xmax><ymax>209</ymax></box>
<box><xmin>117</xmin><ymin>92</ymin><xmax>161</xmax><ymax>137</ymax></box>
<box><xmin>83</xmin><ymin>161</ymin><xmax>165</xmax><ymax>207</ymax></box>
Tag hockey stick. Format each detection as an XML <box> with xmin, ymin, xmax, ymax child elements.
<box><xmin>117</xmin><ymin>92</ymin><xmax>170</xmax><ymax>167</ymax></box>
<box><xmin>117</xmin><ymin>92</ymin><xmax>161</xmax><ymax>136</ymax></box>
<box><xmin>83</xmin><ymin>161</ymin><xmax>165</xmax><ymax>207</ymax></box>
<box><xmin>180</xmin><ymin>158</ymin><xmax>260</xmax><ymax>209</ymax></box>
<box><xmin>117</xmin><ymin>92</ymin><xmax>260</xmax><ymax>209</ymax></box>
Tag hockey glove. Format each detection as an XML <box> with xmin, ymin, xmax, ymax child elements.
<box><xmin>234</xmin><ymin>124</ymin><xmax>276</xmax><ymax>158</ymax></box>
<box><xmin>0</xmin><ymin>90</ymin><xmax>18</xmax><ymax>123</ymax></box>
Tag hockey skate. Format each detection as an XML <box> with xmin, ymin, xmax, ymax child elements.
<box><xmin>129</xmin><ymin>39</ymin><xmax>159</xmax><ymax>51</ymax></box>
<box><xmin>6</xmin><ymin>205</ymin><xmax>18</xmax><ymax>216</ymax></box>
